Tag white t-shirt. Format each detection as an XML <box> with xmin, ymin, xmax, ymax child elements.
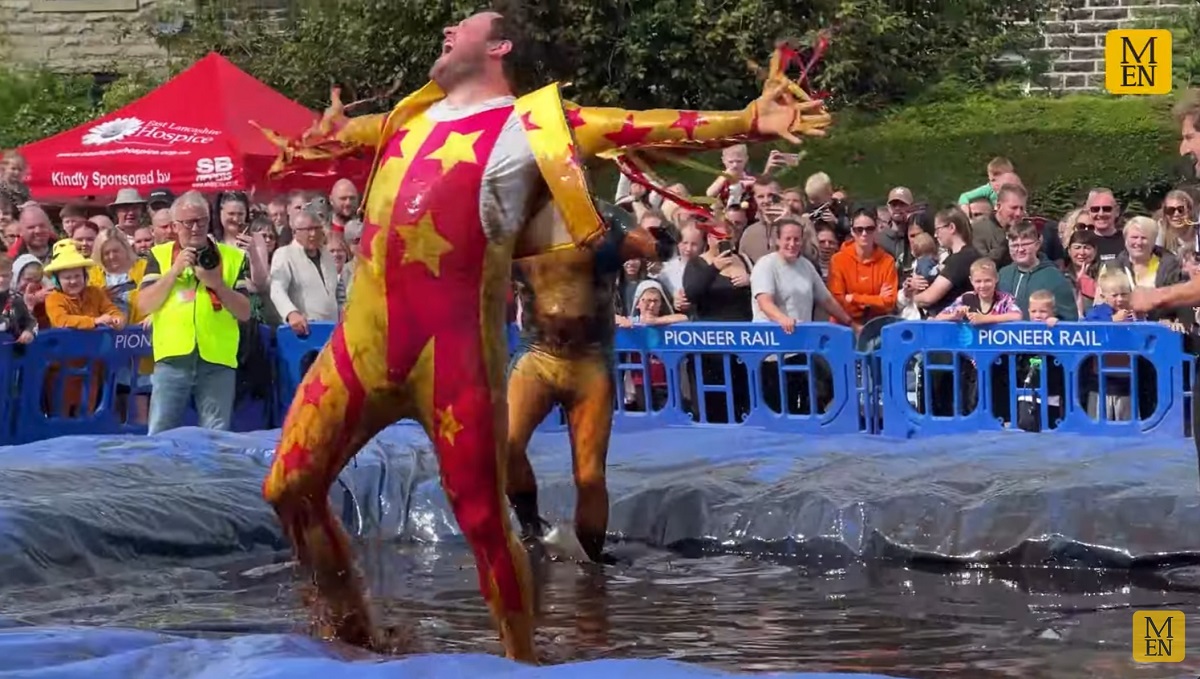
<box><xmin>425</xmin><ymin>96</ymin><xmax>550</xmax><ymax>243</ymax></box>
<box><xmin>750</xmin><ymin>252</ymin><xmax>831</xmax><ymax>323</ymax></box>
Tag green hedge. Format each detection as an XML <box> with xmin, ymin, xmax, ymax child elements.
<box><xmin>599</xmin><ymin>94</ymin><xmax>1184</xmax><ymax>218</ymax></box>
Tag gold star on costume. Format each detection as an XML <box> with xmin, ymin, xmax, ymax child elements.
<box><xmin>437</xmin><ymin>405</ymin><xmax>464</xmax><ymax>445</ymax></box>
<box><xmin>425</xmin><ymin>130</ymin><xmax>483</xmax><ymax>173</ymax></box>
<box><xmin>396</xmin><ymin>214</ymin><xmax>453</xmax><ymax>276</ymax></box>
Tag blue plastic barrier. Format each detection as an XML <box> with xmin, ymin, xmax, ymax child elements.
<box><xmin>609</xmin><ymin>322</ymin><xmax>862</xmax><ymax>433</ymax></box>
<box><xmin>877</xmin><ymin>321</ymin><xmax>1187</xmax><ymax>438</ymax></box>
<box><xmin>8</xmin><ymin>328</ymin><xmax>275</xmax><ymax>444</ymax></box>
<box><xmin>1</xmin><ymin>321</ymin><xmax>1195</xmax><ymax>445</ymax></box>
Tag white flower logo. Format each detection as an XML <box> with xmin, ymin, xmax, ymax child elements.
<box><xmin>82</xmin><ymin>117</ymin><xmax>143</xmax><ymax>146</ymax></box>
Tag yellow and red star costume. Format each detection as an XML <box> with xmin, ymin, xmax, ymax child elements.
<box><xmin>259</xmin><ymin>47</ymin><xmax>830</xmax><ymax>663</ymax></box>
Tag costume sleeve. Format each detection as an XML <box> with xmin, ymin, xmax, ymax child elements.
<box><xmin>45</xmin><ymin>292</ymin><xmax>96</xmax><ymax>330</ymax></box>
<box><xmin>262</xmin><ymin>114</ymin><xmax>386</xmax><ymax>177</ymax></box>
<box><xmin>567</xmin><ymin>103</ymin><xmax>761</xmax><ymax>160</ymax></box>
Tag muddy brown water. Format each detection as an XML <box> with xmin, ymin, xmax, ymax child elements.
<box><xmin>1</xmin><ymin>540</ymin><xmax>1198</xmax><ymax>678</ymax></box>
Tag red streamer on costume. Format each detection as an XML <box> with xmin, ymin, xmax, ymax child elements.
<box><xmin>610</xmin><ymin>32</ymin><xmax>833</xmax><ymax>236</ymax></box>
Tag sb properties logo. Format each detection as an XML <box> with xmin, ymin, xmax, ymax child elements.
<box><xmin>1105</xmin><ymin>29</ymin><xmax>1173</xmax><ymax>95</ymax></box>
<box><xmin>1132</xmin><ymin>610</ymin><xmax>1185</xmax><ymax>663</ymax></box>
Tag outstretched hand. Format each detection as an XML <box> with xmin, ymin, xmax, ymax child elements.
<box><xmin>314</xmin><ymin>86</ymin><xmax>349</xmax><ymax>138</ymax></box>
<box><xmin>253</xmin><ymin>86</ymin><xmax>352</xmax><ymax>176</ymax></box>
<box><xmin>752</xmin><ymin>79</ymin><xmax>831</xmax><ymax>144</ymax></box>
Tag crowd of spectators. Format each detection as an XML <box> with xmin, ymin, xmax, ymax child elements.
<box><xmin>602</xmin><ymin>144</ymin><xmax>1200</xmax><ymax>428</ymax></box>
<box><xmin>2</xmin><ymin>113</ymin><xmax>1196</xmax><ymax>433</ymax></box>
<box><xmin>0</xmin><ymin>147</ymin><xmax>359</xmax><ymax>433</ymax></box>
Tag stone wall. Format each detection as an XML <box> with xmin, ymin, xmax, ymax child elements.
<box><xmin>0</xmin><ymin>0</ymin><xmax>166</xmax><ymax>74</ymax></box>
<box><xmin>1040</xmin><ymin>0</ymin><xmax>1187</xmax><ymax>91</ymax></box>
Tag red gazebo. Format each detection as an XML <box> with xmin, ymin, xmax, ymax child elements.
<box><xmin>19</xmin><ymin>53</ymin><xmax>366</xmax><ymax>203</ymax></box>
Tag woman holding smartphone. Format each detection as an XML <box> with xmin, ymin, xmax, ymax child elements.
<box><xmin>681</xmin><ymin>217</ymin><xmax>754</xmax><ymax>422</ymax></box>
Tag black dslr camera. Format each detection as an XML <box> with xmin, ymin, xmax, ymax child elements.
<box><xmin>195</xmin><ymin>238</ymin><xmax>221</xmax><ymax>271</ymax></box>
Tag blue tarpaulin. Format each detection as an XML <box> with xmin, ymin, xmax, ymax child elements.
<box><xmin>1</xmin><ymin>423</ymin><xmax>1198</xmax><ymax>676</ymax></box>
<box><xmin>0</xmin><ymin>626</ymin><xmax>904</xmax><ymax>678</ymax></box>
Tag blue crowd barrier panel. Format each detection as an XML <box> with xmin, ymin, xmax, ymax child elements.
<box><xmin>877</xmin><ymin>321</ymin><xmax>1187</xmax><ymax>439</ymax></box>
<box><xmin>7</xmin><ymin>327</ymin><xmax>276</xmax><ymax>445</ymax></box>
<box><xmin>274</xmin><ymin>323</ymin><xmax>337</xmax><ymax>422</ymax></box>
<box><xmin>611</xmin><ymin>322</ymin><xmax>861</xmax><ymax>434</ymax></box>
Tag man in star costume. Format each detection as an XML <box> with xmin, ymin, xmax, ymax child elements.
<box><xmin>259</xmin><ymin>6</ymin><xmax>831</xmax><ymax>662</ymax></box>
<box><xmin>507</xmin><ymin>200</ymin><xmax>673</xmax><ymax>565</ymax></box>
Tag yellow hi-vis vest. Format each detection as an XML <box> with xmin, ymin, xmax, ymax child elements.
<box><xmin>149</xmin><ymin>242</ymin><xmax>246</xmax><ymax>369</ymax></box>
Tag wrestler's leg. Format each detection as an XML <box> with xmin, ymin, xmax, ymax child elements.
<box><xmin>262</xmin><ymin>323</ymin><xmax>402</xmax><ymax>649</ymax></box>
<box><xmin>506</xmin><ymin>349</ymin><xmax>559</xmax><ymax>539</ymax></box>
<box><xmin>562</xmin><ymin>352</ymin><xmax>615</xmax><ymax>564</ymax></box>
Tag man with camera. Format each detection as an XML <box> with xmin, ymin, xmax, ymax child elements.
<box><xmin>137</xmin><ymin>190</ymin><xmax>252</xmax><ymax>435</ymax></box>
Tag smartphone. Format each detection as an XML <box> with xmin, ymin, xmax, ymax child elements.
<box><xmin>718</xmin><ymin>240</ymin><xmax>733</xmax><ymax>255</ymax></box>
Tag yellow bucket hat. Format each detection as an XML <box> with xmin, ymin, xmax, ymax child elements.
<box><xmin>44</xmin><ymin>240</ymin><xmax>95</xmax><ymax>275</ymax></box>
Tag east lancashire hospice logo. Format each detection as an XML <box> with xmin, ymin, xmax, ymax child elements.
<box><xmin>1105</xmin><ymin>29</ymin><xmax>1172</xmax><ymax>95</ymax></box>
<box><xmin>1132</xmin><ymin>610</ymin><xmax>1185</xmax><ymax>662</ymax></box>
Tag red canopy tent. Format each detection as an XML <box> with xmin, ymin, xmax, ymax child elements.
<box><xmin>19</xmin><ymin>53</ymin><xmax>367</xmax><ymax>203</ymax></box>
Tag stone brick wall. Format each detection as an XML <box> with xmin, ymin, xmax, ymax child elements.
<box><xmin>0</xmin><ymin>0</ymin><xmax>166</xmax><ymax>73</ymax></box>
<box><xmin>1040</xmin><ymin>0</ymin><xmax>1187</xmax><ymax>91</ymax></box>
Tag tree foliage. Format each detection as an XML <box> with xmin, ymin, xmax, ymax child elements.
<box><xmin>614</xmin><ymin>94</ymin><xmax>1183</xmax><ymax>217</ymax></box>
<box><xmin>152</xmin><ymin>0</ymin><xmax>1050</xmax><ymax>113</ymax></box>
<box><xmin>0</xmin><ymin>68</ymin><xmax>97</xmax><ymax>148</ymax></box>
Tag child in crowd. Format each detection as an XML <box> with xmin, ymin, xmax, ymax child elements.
<box><xmin>935</xmin><ymin>258</ymin><xmax>1023</xmax><ymax>325</ymax></box>
<box><xmin>1082</xmin><ymin>273</ymin><xmax>1137</xmax><ymax>421</ymax></box>
<box><xmin>0</xmin><ymin>150</ymin><xmax>30</xmax><ymax>208</ymax></box>
<box><xmin>617</xmin><ymin>280</ymin><xmax>689</xmax><ymax>412</ymax></box>
<box><xmin>957</xmin><ymin>156</ymin><xmax>1013</xmax><ymax>207</ymax></box>
<box><xmin>1084</xmin><ymin>271</ymin><xmax>1139</xmax><ymax>322</ymax></box>
<box><xmin>896</xmin><ymin>231</ymin><xmax>939</xmax><ymax>319</ymax></box>
<box><xmin>43</xmin><ymin>242</ymin><xmax>124</xmax><ymax>417</ymax></box>
<box><xmin>1016</xmin><ymin>289</ymin><xmax>1063</xmax><ymax>432</ymax></box>
<box><xmin>0</xmin><ymin>253</ymin><xmax>36</xmax><ymax>345</ymax></box>
<box><xmin>131</xmin><ymin>226</ymin><xmax>155</xmax><ymax>257</ymax></box>
<box><xmin>13</xmin><ymin>254</ymin><xmax>50</xmax><ymax>328</ymax></box>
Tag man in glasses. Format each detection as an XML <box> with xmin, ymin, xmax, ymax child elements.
<box><xmin>136</xmin><ymin>191</ymin><xmax>251</xmax><ymax>436</ymax></box>
<box><xmin>1085</xmin><ymin>188</ymin><xmax>1124</xmax><ymax>262</ymax></box>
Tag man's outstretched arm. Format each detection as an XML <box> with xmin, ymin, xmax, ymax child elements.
<box><xmin>258</xmin><ymin>87</ymin><xmax>387</xmax><ymax>177</ymax></box>
<box><xmin>570</xmin><ymin>81</ymin><xmax>830</xmax><ymax>160</ymax></box>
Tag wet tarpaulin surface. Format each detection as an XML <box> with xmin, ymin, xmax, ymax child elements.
<box><xmin>2</xmin><ymin>426</ymin><xmax>1200</xmax><ymax>677</ymax></box>
<box><xmin>2</xmin><ymin>425</ymin><xmax>1200</xmax><ymax>589</ymax></box>
<box><xmin>0</xmin><ymin>627</ymin><xmax>908</xmax><ymax>679</ymax></box>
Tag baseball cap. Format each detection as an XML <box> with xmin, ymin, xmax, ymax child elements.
<box><xmin>887</xmin><ymin>187</ymin><xmax>914</xmax><ymax>205</ymax></box>
<box><xmin>147</xmin><ymin>188</ymin><xmax>175</xmax><ymax>209</ymax></box>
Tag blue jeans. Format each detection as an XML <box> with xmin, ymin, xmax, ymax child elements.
<box><xmin>147</xmin><ymin>353</ymin><xmax>237</xmax><ymax>435</ymax></box>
